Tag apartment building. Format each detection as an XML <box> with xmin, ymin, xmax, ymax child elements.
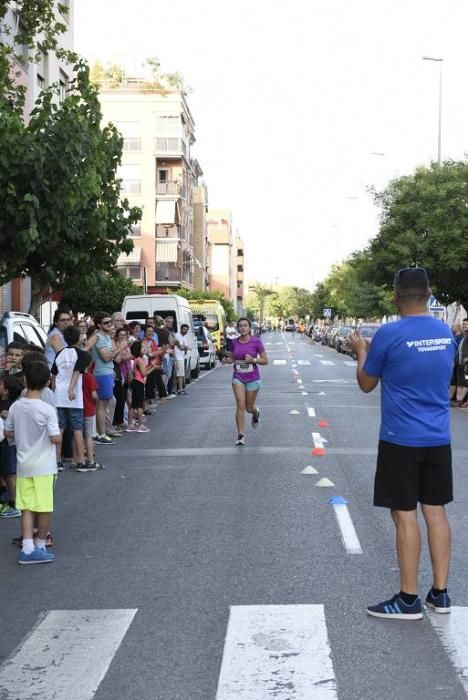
<box><xmin>235</xmin><ymin>237</ymin><xmax>245</xmax><ymax>313</ymax></box>
<box><xmin>192</xmin><ymin>183</ymin><xmax>209</xmax><ymax>290</ymax></box>
<box><xmin>0</xmin><ymin>1</ymin><xmax>74</xmax><ymax>314</ymax></box>
<box><xmin>99</xmin><ymin>86</ymin><xmax>204</xmax><ymax>292</ymax></box>
<box><xmin>207</xmin><ymin>208</ymin><xmax>237</xmax><ymax>304</ymax></box>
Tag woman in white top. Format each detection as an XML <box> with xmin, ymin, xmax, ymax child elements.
<box><xmin>45</xmin><ymin>309</ymin><xmax>71</xmax><ymax>368</ymax></box>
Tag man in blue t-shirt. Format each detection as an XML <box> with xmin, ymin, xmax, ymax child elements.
<box><xmin>348</xmin><ymin>267</ymin><xmax>455</xmax><ymax>621</ymax></box>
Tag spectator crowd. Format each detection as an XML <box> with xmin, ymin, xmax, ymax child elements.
<box><xmin>0</xmin><ymin>306</ymin><xmax>192</xmax><ymax>564</ymax></box>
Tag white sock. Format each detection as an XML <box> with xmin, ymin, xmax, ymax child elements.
<box><xmin>22</xmin><ymin>538</ymin><xmax>34</xmax><ymax>555</ymax></box>
<box><xmin>35</xmin><ymin>538</ymin><xmax>47</xmax><ymax>550</ymax></box>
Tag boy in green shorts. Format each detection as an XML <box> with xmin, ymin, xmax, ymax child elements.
<box><xmin>4</xmin><ymin>361</ymin><xmax>61</xmax><ymax>565</ymax></box>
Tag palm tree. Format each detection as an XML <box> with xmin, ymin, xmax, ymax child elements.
<box><xmin>249</xmin><ymin>284</ymin><xmax>276</xmax><ymax>324</ymax></box>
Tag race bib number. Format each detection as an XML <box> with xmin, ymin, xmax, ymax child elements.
<box><xmin>236</xmin><ymin>361</ymin><xmax>252</xmax><ymax>374</ymax></box>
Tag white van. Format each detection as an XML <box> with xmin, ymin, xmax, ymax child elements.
<box><xmin>121</xmin><ymin>294</ymin><xmax>200</xmax><ymax>380</ymax></box>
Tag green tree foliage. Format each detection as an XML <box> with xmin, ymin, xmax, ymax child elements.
<box><xmin>0</xmin><ymin>60</ymin><xmax>141</xmax><ymax>314</ymax></box>
<box><xmin>248</xmin><ymin>284</ymin><xmax>276</xmax><ymax>323</ymax></box>
<box><xmin>177</xmin><ymin>289</ymin><xmax>236</xmax><ymax>322</ymax></box>
<box><xmin>0</xmin><ymin>0</ymin><xmax>76</xmax><ymax>100</ymax></box>
<box><xmin>60</xmin><ymin>271</ymin><xmax>141</xmax><ymax>317</ymax></box>
<box><xmin>363</xmin><ymin>161</ymin><xmax>468</xmax><ymax>309</ymax></box>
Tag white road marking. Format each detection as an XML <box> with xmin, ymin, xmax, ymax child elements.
<box><xmin>315</xmin><ymin>354</ymin><xmax>324</xmax><ymax>358</ymax></box>
<box><xmin>301</xmin><ymin>391</ymin><xmax>308</xmax><ymax>395</ymax></box>
<box><xmin>320</xmin><ymin>360</ymin><xmax>335</xmax><ymax>366</ymax></box>
<box><xmin>344</xmin><ymin>361</ymin><xmax>357</xmax><ymax>366</ymax></box>
<box><xmin>0</xmin><ymin>609</ymin><xmax>137</xmax><ymax>700</ymax></box>
<box><xmin>292</xmin><ymin>369</ymin><xmax>299</xmax><ymax>375</ymax></box>
<box><xmin>307</xmin><ymin>407</ymin><xmax>316</xmax><ymax>417</ymax></box>
<box><xmin>273</xmin><ymin>359</ymin><xmax>287</xmax><ymax>365</ymax></box>
<box><xmin>332</xmin><ymin>504</ymin><xmax>363</xmax><ymax>554</ymax></box>
<box><xmin>312</xmin><ymin>432</ymin><xmax>327</xmax><ymax>447</ymax></box>
<box><xmin>298</xmin><ymin>360</ymin><xmax>311</xmax><ymax>365</ymax></box>
<box><xmin>297</xmin><ymin>379</ymin><xmax>303</xmax><ymax>384</ymax></box>
<box><xmin>276</xmin><ymin>342</ymin><xmax>283</xmax><ymax>345</ymax></box>
<box><xmin>216</xmin><ymin>605</ymin><xmax>337</xmax><ymax>699</ymax></box>
<box><xmin>289</xmin><ymin>410</ymin><xmax>300</xmax><ymax>415</ymax></box>
<box><xmin>315</xmin><ymin>478</ymin><xmax>335</xmax><ymax>487</ymax></box>
<box><xmin>429</xmin><ymin>607</ymin><xmax>468</xmax><ymax>694</ymax></box>
<box><xmin>265</xmin><ymin>342</ymin><xmax>272</xmax><ymax>345</ymax></box>
<box><xmin>292</xmin><ymin>363</ymin><xmax>298</xmax><ymax>368</ymax></box>
<box><xmin>319</xmin><ymin>391</ymin><xmax>327</xmax><ymax>396</ymax></box>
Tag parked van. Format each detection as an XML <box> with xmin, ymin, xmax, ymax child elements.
<box><xmin>188</xmin><ymin>300</ymin><xmax>226</xmax><ymax>356</ymax></box>
<box><xmin>121</xmin><ymin>294</ymin><xmax>200</xmax><ymax>380</ymax></box>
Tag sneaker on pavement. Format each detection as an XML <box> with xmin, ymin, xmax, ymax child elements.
<box><xmin>181</xmin><ymin>390</ymin><xmax>188</xmax><ymax>395</ymax></box>
<box><xmin>75</xmin><ymin>463</ymin><xmax>92</xmax><ymax>472</ymax></box>
<box><xmin>0</xmin><ymin>504</ymin><xmax>21</xmax><ymax>518</ymax></box>
<box><xmin>137</xmin><ymin>425</ymin><xmax>150</xmax><ymax>433</ymax></box>
<box><xmin>252</xmin><ymin>408</ymin><xmax>260</xmax><ymax>428</ymax></box>
<box><xmin>367</xmin><ymin>593</ymin><xmax>423</xmax><ymax>620</ymax></box>
<box><xmin>236</xmin><ymin>434</ymin><xmax>245</xmax><ymax>446</ymax></box>
<box><xmin>126</xmin><ymin>424</ymin><xmax>138</xmax><ymax>432</ymax></box>
<box><xmin>87</xmin><ymin>461</ymin><xmax>104</xmax><ymax>470</ymax></box>
<box><xmin>18</xmin><ymin>548</ymin><xmax>55</xmax><ymax>565</ymax></box>
<box><xmin>426</xmin><ymin>589</ymin><xmax>451</xmax><ymax>614</ymax></box>
<box><xmin>57</xmin><ymin>462</ymin><xmax>65</xmax><ymax>472</ymax></box>
<box><xmin>94</xmin><ymin>435</ymin><xmax>115</xmax><ymax>445</ymax></box>
<box><xmin>14</xmin><ymin>533</ymin><xmax>53</xmax><ymax>548</ymax></box>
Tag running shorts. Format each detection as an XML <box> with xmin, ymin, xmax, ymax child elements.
<box><xmin>16</xmin><ymin>475</ymin><xmax>56</xmax><ymax>513</ymax></box>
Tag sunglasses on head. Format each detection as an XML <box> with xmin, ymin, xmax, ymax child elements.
<box><xmin>394</xmin><ymin>266</ymin><xmax>429</xmax><ymax>287</ymax></box>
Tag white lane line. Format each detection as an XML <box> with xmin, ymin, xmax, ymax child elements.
<box><xmin>332</xmin><ymin>503</ymin><xmax>363</xmax><ymax>554</ymax></box>
<box><xmin>315</xmin><ymin>354</ymin><xmax>324</xmax><ymax>358</ymax></box>
<box><xmin>292</xmin><ymin>369</ymin><xmax>299</xmax><ymax>375</ymax></box>
<box><xmin>429</xmin><ymin>607</ymin><xmax>468</xmax><ymax>695</ymax></box>
<box><xmin>343</xmin><ymin>361</ymin><xmax>357</xmax><ymax>367</ymax></box>
<box><xmin>273</xmin><ymin>359</ymin><xmax>287</xmax><ymax>365</ymax></box>
<box><xmin>297</xmin><ymin>379</ymin><xmax>303</xmax><ymax>384</ymax></box>
<box><xmin>301</xmin><ymin>391</ymin><xmax>308</xmax><ymax>395</ymax></box>
<box><xmin>265</xmin><ymin>342</ymin><xmax>272</xmax><ymax>345</ymax></box>
<box><xmin>216</xmin><ymin>605</ymin><xmax>337</xmax><ymax>699</ymax></box>
<box><xmin>0</xmin><ymin>609</ymin><xmax>137</xmax><ymax>700</ymax></box>
<box><xmin>297</xmin><ymin>360</ymin><xmax>311</xmax><ymax>365</ymax></box>
<box><xmin>320</xmin><ymin>360</ymin><xmax>335</xmax><ymax>366</ymax></box>
<box><xmin>307</xmin><ymin>407</ymin><xmax>316</xmax><ymax>417</ymax></box>
<box><xmin>276</xmin><ymin>342</ymin><xmax>283</xmax><ymax>345</ymax></box>
<box><xmin>312</xmin><ymin>432</ymin><xmax>327</xmax><ymax>447</ymax></box>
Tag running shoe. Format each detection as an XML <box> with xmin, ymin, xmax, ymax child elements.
<box><xmin>18</xmin><ymin>548</ymin><xmax>55</xmax><ymax>565</ymax></box>
<box><xmin>252</xmin><ymin>408</ymin><xmax>260</xmax><ymax>428</ymax></box>
<box><xmin>75</xmin><ymin>463</ymin><xmax>93</xmax><ymax>472</ymax></box>
<box><xmin>57</xmin><ymin>462</ymin><xmax>65</xmax><ymax>472</ymax></box>
<box><xmin>0</xmin><ymin>504</ymin><xmax>21</xmax><ymax>518</ymax></box>
<box><xmin>94</xmin><ymin>435</ymin><xmax>115</xmax><ymax>445</ymax></box>
<box><xmin>236</xmin><ymin>434</ymin><xmax>245</xmax><ymax>446</ymax></box>
<box><xmin>87</xmin><ymin>462</ymin><xmax>104</xmax><ymax>470</ymax></box>
<box><xmin>181</xmin><ymin>390</ymin><xmax>188</xmax><ymax>395</ymax></box>
<box><xmin>426</xmin><ymin>589</ymin><xmax>451</xmax><ymax>614</ymax></box>
<box><xmin>13</xmin><ymin>533</ymin><xmax>53</xmax><ymax>548</ymax></box>
<box><xmin>126</xmin><ymin>424</ymin><xmax>138</xmax><ymax>432</ymax></box>
<box><xmin>367</xmin><ymin>593</ymin><xmax>423</xmax><ymax>620</ymax></box>
<box><xmin>137</xmin><ymin>425</ymin><xmax>150</xmax><ymax>433</ymax></box>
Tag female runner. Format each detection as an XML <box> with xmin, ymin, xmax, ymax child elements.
<box><xmin>223</xmin><ymin>317</ymin><xmax>268</xmax><ymax>445</ymax></box>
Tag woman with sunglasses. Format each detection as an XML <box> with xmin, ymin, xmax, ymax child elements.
<box><xmin>45</xmin><ymin>309</ymin><xmax>72</xmax><ymax>368</ymax></box>
<box><xmin>223</xmin><ymin>317</ymin><xmax>268</xmax><ymax>445</ymax></box>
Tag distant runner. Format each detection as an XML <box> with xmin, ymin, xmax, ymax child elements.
<box><xmin>223</xmin><ymin>318</ymin><xmax>268</xmax><ymax>445</ymax></box>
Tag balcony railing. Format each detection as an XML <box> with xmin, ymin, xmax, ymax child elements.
<box><xmin>156</xmin><ymin>263</ymin><xmax>193</xmax><ymax>286</ymax></box>
<box><xmin>154</xmin><ymin>138</ymin><xmax>188</xmax><ymax>158</ymax></box>
<box><xmin>156</xmin><ymin>181</ymin><xmax>184</xmax><ymax>196</ymax></box>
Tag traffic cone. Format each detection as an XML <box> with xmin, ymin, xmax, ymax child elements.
<box><xmin>312</xmin><ymin>447</ymin><xmax>326</xmax><ymax>456</ymax></box>
<box><xmin>318</xmin><ymin>420</ymin><xmax>329</xmax><ymax>428</ymax></box>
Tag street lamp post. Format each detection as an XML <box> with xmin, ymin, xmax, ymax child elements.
<box><xmin>422</xmin><ymin>56</ymin><xmax>444</xmax><ymax>165</ymax></box>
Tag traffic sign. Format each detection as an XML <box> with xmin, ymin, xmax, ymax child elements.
<box><xmin>323</xmin><ymin>308</ymin><xmax>332</xmax><ymax>318</ymax></box>
<box><xmin>428</xmin><ymin>295</ymin><xmax>445</xmax><ymax>312</ymax></box>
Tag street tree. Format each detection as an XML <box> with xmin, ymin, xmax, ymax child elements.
<box><xmin>248</xmin><ymin>284</ymin><xmax>276</xmax><ymax>324</ymax></box>
<box><xmin>363</xmin><ymin>161</ymin><xmax>468</xmax><ymax>309</ymax></box>
<box><xmin>60</xmin><ymin>271</ymin><xmax>141</xmax><ymax>317</ymax></box>
<box><xmin>0</xmin><ymin>59</ymin><xmax>141</xmax><ymax>314</ymax></box>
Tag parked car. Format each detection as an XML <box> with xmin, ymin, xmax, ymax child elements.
<box><xmin>346</xmin><ymin>322</ymin><xmax>382</xmax><ymax>358</ymax></box>
<box><xmin>285</xmin><ymin>318</ymin><xmax>296</xmax><ymax>332</ymax></box>
<box><xmin>0</xmin><ymin>312</ymin><xmax>47</xmax><ymax>356</ymax></box>
<box><xmin>195</xmin><ymin>326</ymin><xmax>216</xmax><ymax>370</ymax></box>
<box><xmin>320</xmin><ymin>326</ymin><xmax>334</xmax><ymax>346</ymax></box>
<box><xmin>121</xmin><ymin>294</ymin><xmax>200</xmax><ymax>381</ymax></box>
<box><xmin>335</xmin><ymin>325</ymin><xmax>355</xmax><ymax>353</ymax></box>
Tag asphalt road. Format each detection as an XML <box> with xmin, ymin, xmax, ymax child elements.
<box><xmin>1</xmin><ymin>331</ymin><xmax>468</xmax><ymax>699</ymax></box>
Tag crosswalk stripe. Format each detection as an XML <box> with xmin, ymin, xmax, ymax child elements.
<box><xmin>297</xmin><ymin>360</ymin><xmax>311</xmax><ymax>365</ymax></box>
<box><xmin>0</xmin><ymin>609</ymin><xmax>137</xmax><ymax>700</ymax></box>
<box><xmin>429</xmin><ymin>607</ymin><xmax>468</xmax><ymax>694</ymax></box>
<box><xmin>216</xmin><ymin>605</ymin><xmax>337</xmax><ymax>699</ymax></box>
<box><xmin>320</xmin><ymin>360</ymin><xmax>335</xmax><ymax>366</ymax></box>
<box><xmin>273</xmin><ymin>359</ymin><xmax>287</xmax><ymax>365</ymax></box>
<box><xmin>307</xmin><ymin>407</ymin><xmax>316</xmax><ymax>417</ymax></box>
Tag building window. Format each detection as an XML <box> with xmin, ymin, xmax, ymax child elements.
<box><xmin>130</xmin><ymin>223</ymin><xmax>141</xmax><ymax>237</ymax></box>
<box><xmin>156</xmin><ymin>114</ymin><xmax>180</xmax><ymax>136</ymax></box>
<box><xmin>59</xmin><ymin>69</ymin><xmax>68</xmax><ymax>102</ymax></box>
<box><xmin>123</xmin><ymin>137</ymin><xmax>141</xmax><ymax>152</ymax></box>
<box><xmin>155</xmin><ymin>137</ymin><xmax>181</xmax><ymax>153</ymax></box>
<box><xmin>117</xmin><ymin>122</ymin><xmax>141</xmax><ymax>152</ymax></box>
<box><xmin>119</xmin><ymin>265</ymin><xmax>141</xmax><ymax>280</ymax></box>
<box><xmin>13</xmin><ymin>15</ymin><xmax>29</xmax><ymax>66</ymax></box>
<box><xmin>119</xmin><ymin>164</ymin><xmax>141</xmax><ymax>195</ymax></box>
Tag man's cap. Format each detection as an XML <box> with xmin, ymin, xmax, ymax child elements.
<box><xmin>394</xmin><ymin>266</ymin><xmax>430</xmax><ymax>289</ymax></box>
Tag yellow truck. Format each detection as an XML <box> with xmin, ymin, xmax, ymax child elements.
<box><xmin>188</xmin><ymin>300</ymin><xmax>227</xmax><ymax>356</ymax></box>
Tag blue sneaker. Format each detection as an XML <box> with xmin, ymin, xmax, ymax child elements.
<box><xmin>367</xmin><ymin>593</ymin><xmax>423</xmax><ymax>620</ymax></box>
<box><xmin>426</xmin><ymin>589</ymin><xmax>451</xmax><ymax>614</ymax></box>
<box><xmin>18</xmin><ymin>548</ymin><xmax>55</xmax><ymax>565</ymax></box>
<box><xmin>0</xmin><ymin>504</ymin><xmax>21</xmax><ymax>518</ymax></box>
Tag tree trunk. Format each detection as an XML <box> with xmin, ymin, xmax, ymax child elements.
<box><xmin>28</xmin><ymin>278</ymin><xmax>51</xmax><ymax>318</ymax></box>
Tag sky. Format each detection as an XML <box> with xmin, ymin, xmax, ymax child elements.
<box><xmin>75</xmin><ymin>0</ymin><xmax>468</xmax><ymax>290</ymax></box>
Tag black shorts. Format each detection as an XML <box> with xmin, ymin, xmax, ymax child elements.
<box><xmin>131</xmin><ymin>379</ymin><xmax>145</xmax><ymax>409</ymax></box>
<box><xmin>374</xmin><ymin>440</ymin><xmax>453</xmax><ymax>511</ymax></box>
